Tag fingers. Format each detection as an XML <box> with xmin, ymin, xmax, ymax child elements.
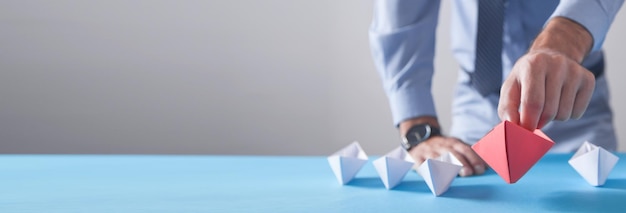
<box><xmin>448</xmin><ymin>150</ymin><xmax>474</xmax><ymax>177</ymax></box>
<box><xmin>537</xmin><ymin>67</ymin><xmax>563</xmax><ymax>129</ymax></box>
<box><xmin>519</xmin><ymin>66</ymin><xmax>546</xmax><ymax>131</ymax></box>
<box><xmin>498</xmin><ymin>79</ymin><xmax>521</xmax><ymax>124</ymax></box>
<box><xmin>408</xmin><ymin>137</ymin><xmax>486</xmax><ymax>177</ymax></box>
<box><xmin>452</xmin><ymin>142</ymin><xmax>486</xmax><ymax>175</ymax></box>
<box><xmin>571</xmin><ymin>72</ymin><xmax>595</xmax><ymax>119</ymax></box>
<box><xmin>555</xmin><ymin>76</ymin><xmax>577</xmax><ymax>120</ymax></box>
<box><xmin>552</xmin><ymin>68</ymin><xmax>595</xmax><ymax>121</ymax></box>
<box><xmin>503</xmin><ymin>52</ymin><xmax>598</xmax><ymax>130</ymax></box>
<box><xmin>409</xmin><ymin>146</ymin><xmax>428</xmax><ymax>171</ymax></box>
<box><xmin>411</xmin><ymin>155</ymin><xmax>425</xmax><ymax>171</ymax></box>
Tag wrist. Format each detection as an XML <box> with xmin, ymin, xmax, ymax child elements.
<box><xmin>400</xmin><ymin>119</ymin><xmax>442</xmax><ymax>151</ymax></box>
<box><xmin>399</xmin><ymin>116</ymin><xmax>440</xmax><ymax>137</ymax></box>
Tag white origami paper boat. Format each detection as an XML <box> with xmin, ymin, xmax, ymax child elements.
<box><xmin>568</xmin><ymin>141</ymin><xmax>619</xmax><ymax>186</ymax></box>
<box><xmin>417</xmin><ymin>152</ymin><xmax>463</xmax><ymax>196</ymax></box>
<box><xmin>373</xmin><ymin>146</ymin><xmax>415</xmax><ymax>189</ymax></box>
<box><xmin>328</xmin><ymin>141</ymin><xmax>368</xmax><ymax>185</ymax></box>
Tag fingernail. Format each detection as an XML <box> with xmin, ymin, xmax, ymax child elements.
<box><xmin>474</xmin><ymin>165</ymin><xmax>485</xmax><ymax>175</ymax></box>
<box><xmin>459</xmin><ymin>167</ymin><xmax>472</xmax><ymax>177</ymax></box>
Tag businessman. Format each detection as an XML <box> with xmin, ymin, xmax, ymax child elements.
<box><xmin>369</xmin><ymin>0</ymin><xmax>624</xmax><ymax>176</ymax></box>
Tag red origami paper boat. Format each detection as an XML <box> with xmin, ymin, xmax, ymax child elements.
<box><xmin>472</xmin><ymin>121</ymin><xmax>555</xmax><ymax>184</ymax></box>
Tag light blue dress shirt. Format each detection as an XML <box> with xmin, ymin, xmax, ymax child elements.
<box><xmin>369</xmin><ymin>0</ymin><xmax>624</xmax><ymax>152</ymax></box>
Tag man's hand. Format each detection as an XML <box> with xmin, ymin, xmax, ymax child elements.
<box><xmin>400</xmin><ymin>116</ymin><xmax>486</xmax><ymax>177</ymax></box>
<box><xmin>498</xmin><ymin>50</ymin><xmax>595</xmax><ymax>130</ymax></box>
<box><xmin>408</xmin><ymin>136</ymin><xmax>486</xmax><ymax>177</ymax></box>
<box><xmin>498</xmin><ymin>17</ymin><xmax>594</xmax><ymax>131</ymax></box>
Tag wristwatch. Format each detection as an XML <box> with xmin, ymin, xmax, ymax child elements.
<box><xmin>401</xmin><ymin>123</ymin><xmax>442</xmax><ymax>151</ymax></box>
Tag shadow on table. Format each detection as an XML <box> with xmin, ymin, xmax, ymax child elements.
<box><xmin>345</xmin><ymin>175</ymin><xmax>498</xmax><ymax>200</ymax></box>
<box><xmin>436</xmin><ymin>168</ymin><xmax>497</xmax><ymax>199</ymax></box>
<box><xmin>440</xmin><ymin>184</ymin><xmax>496</xmax><ymax>200</ymax></box>
<box><xmin>345</xmin><ymin>177</ymin><xmax>384</xmax><ymax>189</ymax></box>
<box><xmin>602</xmin><ymin>178</ymin><xmax>626</xmax><ymax>190</ymax></box>
<box><xmin>539</xmin><ymin>190</ymin><xmax>626</xmax><ymax>212</ymax></box>
<box><xmin>540</xmin><ymin>178</ymin><xmax>626</xmax><ymax>212</ymax></box>
<box><xmin>345</xmin><ymin>178</ymin><xmax>432</xmax><ymax>194</ymax></box>
<box><xmin>393</xmin><ymin>180</ymin><xmax>495</xmax><ymax>200</ymax></box>
<box><xmin>392</xmin><ymin>180</ymin><xmax>430</xmax><ymax>193</ymax></box>
<box><xmin>345</xmin><ymin>177</ymin><xmax>432</xmax><ymax>194</ymax></box>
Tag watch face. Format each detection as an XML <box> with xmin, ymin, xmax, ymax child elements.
<box><xmin>403</xmin><ymin>124</ymin><xmax>432</xmax><ymax>150</ymax></box>
<box><xmin>415</xmin><ymin>125</ymin><xmax>431</xmax><ymax>141</ymax></box>
<box><xmin>408</xmin><ymin>124</ymin><xmax>430</xmax><ymax>142</ymax></box>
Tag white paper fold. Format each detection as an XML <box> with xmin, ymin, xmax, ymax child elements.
<box><xmin>373</xmin><ymin>146</ymin><xmax>415</xmax><ymax>189</ymax></box>
<box><xmin>417</xmin><ymin>152</ymin><xmax>463</xmax><ymax>196</ymax></box>
<box><xmin>328</xmin><ymin>141</ymin><xmax>368</xmax><ymax>185</ymax></box>
<box><xmin>568</xmin><ymin>141</ymin><xmax>619</xmax><ymax>186</ymax></box>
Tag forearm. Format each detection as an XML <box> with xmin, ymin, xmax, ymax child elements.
<box><xmin>530</xmin><ymin>17</ymin><xmax>592</xmax><ymax>63</ymax></box>
<box><xmin>369</xmin><ymin>0</ymin><xmax>442</xmax><ymax>127</ymax></box>
<box><xmin>548</xmin><ymin>0</ymin><xmax>624</xmax><ymax>51</ymax></box>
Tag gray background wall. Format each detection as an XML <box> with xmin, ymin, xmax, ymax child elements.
<box><xmin>1</xmin><ymin>1</ymin><xmax>625</xmax><ymax>155</ymax></box>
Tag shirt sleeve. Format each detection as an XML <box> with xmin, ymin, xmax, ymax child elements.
<box><xmin>549</xmin><ymin>0</ymin><xmax>625</xmax><ymax>52</ymax></box>
<box><xmin>368</xmin><ymin>0</ymin><xmax>442</xmax><ymax>126</ymax></box>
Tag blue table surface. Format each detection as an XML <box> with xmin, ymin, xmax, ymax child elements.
<box><xmin>2</xmin><ymin>154</ymin><xmax>626</xmax><ymax>213</ymax></box>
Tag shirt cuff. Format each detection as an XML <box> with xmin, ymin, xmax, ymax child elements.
<box><xmin>387</xmin><ymin>80</ymin><xmax>437</xmax><ymax>127</ymax></box>
<box><xmin>549</xmin><ymin>0</ymin><xmax>625</xmax><ymax>52</ymax></box>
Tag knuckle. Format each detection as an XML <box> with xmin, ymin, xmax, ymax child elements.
<box><xmin>584</xmin><ymin>72</ymin><xmax>596</xmax><ymax>87</ymax></box>
<box><xmin>570</xmin><ymin>68</ymin><xmax>583</xmax><ymax>79</ymax></box>
<box><xmin>525</xmin><ymin>65</ymin><xmax>543</xmax><ymax>76</ymax></box>
<box><xmin>526</xmin><ymin>52</ymin><xmax>543</xmax><ymax>65</ymax></box>
<box><xmin>553</xmin><ymin>52</ymin><xmax>569</xmax><ymax>62</ymax></box>
<box><xmin>527</xmin><ymin>52</ymin><xmax>553</xmax><ymax>68</ymax></box>
<box><xmin>454</xmin><ymin>143</ymin><xmax>471</xmax><ymax>152</ymax></box>
<box><xmin>423</xmin><ymin>153</ymin><xmax>438</xmax><ymax>160</ymax></box>
<box><xmin>414</xmin><ymin>144</ymin><xmax>430</xmax><ymax>153</ymax></box>
<box><xmin>523</xmin><ymin>100</ymin><xmax>543</xmax><ymax>112</ymax></box>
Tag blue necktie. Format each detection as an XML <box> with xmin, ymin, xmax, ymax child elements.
<box><xmin>473</xmin><ymin>0</ymin><xmax>504</xmax><ymax>96</ymax></box>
